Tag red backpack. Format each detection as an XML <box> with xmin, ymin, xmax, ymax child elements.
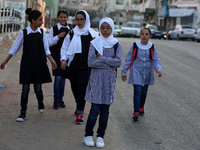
<box><xmin>130</xmin><ymin>42</ymin><xmax>154</xmax><ymax>71</ymax></box>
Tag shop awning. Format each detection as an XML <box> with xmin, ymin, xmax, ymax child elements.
<box><xmin>169</xmin><ymin>8</ymin><xmax>195</xmax><ymax>17</ymax></box>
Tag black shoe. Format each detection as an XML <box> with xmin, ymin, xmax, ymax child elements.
<box><xmin>53</xmin><ymin>102</ymin><xmax>59</xmax><ymax>110</ymax></box>
<box><xmin>133</xmin><ymin>112</ymin><xmax>139</xmax><ymax>121</ymax></box>
<box><xmin>59</xmin><ymin>101</ymin><xmax>66</xmax><ymax>108</ymax></box>
<box><xmin>16</xmin><ymin>113</ymin><xmax>26</xmax><ymax>122</ymax></box>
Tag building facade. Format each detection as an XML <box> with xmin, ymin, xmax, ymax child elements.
<box><xmin>104</xmin><ymin>0</ymin><xmax>157</xmax><ymax>25</ymax></box>
<box><xmin>157</xmin><ymin>0</ymin><xmax>200</xmax><ymax>31</ymax></box>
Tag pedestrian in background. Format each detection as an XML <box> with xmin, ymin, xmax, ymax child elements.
<box><xmin>84</xmin><ymin>17</ymin><xmax>122</xmax><ymax>148</ymax></box>
<box><xmin>121</xmin><ymin>28</ymin><xmax>162</xmax><ymax>121</ymax></box>
<box><xmin>60</xmin><ymin>10</ymin><xmax>99</xmax><ymax>125</ymax></box>
<box><xmin>0</xmin><ymin>8</ymin><xmax>57</xmax><ymax>122</ymax></box>
<box><xmin>48</xmin><ymin>10</ymin><xmax>70</xmax><ymax>109</ymax></box>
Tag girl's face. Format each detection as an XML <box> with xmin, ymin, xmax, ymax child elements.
<box><xmin>75</xmin><ymin>14</ymin><xmax>86</xmax><ymax>29</ymax></box>
<box><xmin>100</xmin><ymin>22</ymin><xmax>112</xmax><ymax>38</ymax></box>
<box><xmin>140</xmin><ymin>29</ymin><xmax>151</xmax><ymax>44</ymax></box>
<box><xmin>57</xmin><ymin>13</ymin><xmax>68</xmax><ymax>26</ymax></box>
<box><xmin>32</xmin><ymin>15</ymin><xmax>43</xmax><ymax>27</ymax></box>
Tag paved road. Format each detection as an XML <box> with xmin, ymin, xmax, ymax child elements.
<box><xmin>0</xmin><ymin>37</ymin><xmax>200</xmax><ymax>150</ymax></box>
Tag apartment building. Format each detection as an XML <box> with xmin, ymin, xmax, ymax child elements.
<box><xmin>62</xmin><ymin>0</ymin><xmax>101</xmax><ymax>11</ymax></box>
<box><xmin>105</xmin><ymin>0</ymin><xmax>157</xmax><ymax>25</ymax></box>
<box><xmin>157</xmin><ymin>0</ymin><xmax>200</xmax><ymax>30</ymax></box>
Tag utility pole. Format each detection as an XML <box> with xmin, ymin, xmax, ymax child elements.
<box><xmin>126</xmin><ymin>1</ymin><xmax>129</xmax><ymax>22</ymax></box>
<box><xmin>24</xmin><ymin>0</ymin><xmax>29</xmax><ymax>28</ymax></box>
<box><xmin>155</xmin><ymin>0</ymin><xmax>158</xmax><ymax>24</ymax></box>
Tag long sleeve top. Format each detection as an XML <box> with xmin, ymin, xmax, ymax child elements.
<box><xmin>85</xmin><ymin>43</ymin><xmax>122</xmax><ymax>105</ymax></box>
<box><xmin>9</xmin><ymin>26</ymin><xmax>51</xmax><ymax>56</ymax></box>
<box><xmin>121</xmin><ymin>41</ymin><xmax>161</xmax><ymax>86</ymax></box>
<box><xmin>48</xmin><ymin>23</ymin><xmax>70</xmax><ymax>47</ymax></box>
<box><xmin>60</xmin><ymin>31</ymin><xmax>91</xmax><ymax>65</ymax></box>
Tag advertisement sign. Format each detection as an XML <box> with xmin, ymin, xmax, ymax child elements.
<box><xmin>145</xmin><ymin>8</ymin><xmax>155</xmax><ymax>17</ymax></box>
<box><xmin>169</xmin><ymin>8</ymin><xmax>195</xmax><ymax>17</ymax></box>
<box><xmin>116</xmin><ymin>0</ymin><xmax>124</xmax><ymax>5</ymax></box>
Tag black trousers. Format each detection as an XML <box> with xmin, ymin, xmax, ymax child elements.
<box><xmin>20</xmin><ymin>83</ymin><xmax>43</xmax><ymax>114</ymax></box>
<box><xmin>69</xmin><ymin>69</ymin><xmax>89</xmax><ymax>114</ymax></box>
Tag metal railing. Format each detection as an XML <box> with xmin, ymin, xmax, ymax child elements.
<box><xmin>0</xmin><ymin>8</ymin><xmax>22</xmax><ymax>34</ymax></box>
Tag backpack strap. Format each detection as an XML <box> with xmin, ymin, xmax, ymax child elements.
<box><xmin>130</xmin><ymin>42</ymin><xmax>138</xmax><ymax>70</ymax></box>
<box><xmin>149</xmin><ymin>44</ymin><xmax>154</xmax><ymax>60</ymax></box>
<box><xmin>95</xmin><ymin>42</ymin><xmax>118</xmax><ymax>57</ymax></box>
<box><xmin>113</xmin><ymin>42</ymin><xmax>118</xmax><ymax>57</ymax></box>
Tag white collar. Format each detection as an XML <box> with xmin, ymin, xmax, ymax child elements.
<box><xmin>57</xmin><ymin>23</ymin><xmax>70</xmax><ymax>30</ymax></box>
<box><xmin>26</xmin><ymin>26</ymin><xmax>42</xmax><ymax>35</ymax></box>
<box><xmin>136</xmin><ymin>41</ymin><xmax>152</xmax><ymax>49</ymax></box>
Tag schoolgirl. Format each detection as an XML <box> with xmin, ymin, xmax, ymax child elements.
<box><xmin>84</xmin><ymin>17</ymin><xmax>122</xmax><ymax>148</ymax></box>
<box><xmin>0</xmin><ymin>8</ymin><xmax>57</xmax><ymax>122</ymax></box>
<box><xmin>60</xmin><ymin>10</ymin><xmax>99</xmax><ymax>124</ymax></box>
<box><xmin>121</xmin><ymin>28</ymin><xmax>162</xmax><ymax>121</ymax></box>
<box><xmin>48</xmin><ymin>10</ymin><xmax>70</xmax><ymax>109</ymax></box>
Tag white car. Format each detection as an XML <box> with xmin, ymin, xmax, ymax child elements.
<box><xmin>120</xmin><ymin>22</ymin><xmax>142</xmax><ymax>37</ymax></box>
<box><xmin>167</xmin><ymin>25</ymin><xmax>196</xmax><ymax>40</ymax></box>
<box><xmin>194</xmin><ymin>28</ymin><xmax>200</xmax><ymax>42</ymax></box>
<box><xmin>113</xmin><ymin>25</ymin><xmax>121</xmax><ymax>37</ymax></box>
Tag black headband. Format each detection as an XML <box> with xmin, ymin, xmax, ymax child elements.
<box><xmin>76</xmin><ymin>11</ymin><xmax>86</xmax><ymax>20</ymax></box>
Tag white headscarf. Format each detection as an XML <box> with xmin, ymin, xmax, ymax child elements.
<box><xmin>91</xmin><ymin>17</ymin><xmax>118</xmax><ymax>55</ymax></box>
<box><xmin>66</xmin><ymin>10</ymin><xmax>99</xmax><ymax>55</ymax></box>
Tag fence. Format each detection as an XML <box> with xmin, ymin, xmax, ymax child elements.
<box><xmin>0</xmin><ymin>8</ymin><xmax>22</xmax><ymax>34</ymax></box>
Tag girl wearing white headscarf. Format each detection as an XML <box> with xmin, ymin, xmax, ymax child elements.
<box><xmin>84</xmin><ymin>17</ymin><xmax>122</xmax><ymax>148</ymax></box>
<box><xmin>60</xmin><ymin>10</ymin><xmax>99</xmax><ymax>125</ymax></box>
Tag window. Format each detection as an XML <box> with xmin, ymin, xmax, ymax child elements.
<box><xmin>132</xmin><ymin>0</ymin><xmax>140</xmax><ymax>4</ymax></box>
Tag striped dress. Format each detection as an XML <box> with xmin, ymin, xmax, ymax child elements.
<box><xmin>121</xmin><ymin>41</ymin><xmax>162</xmax><ymax>86</ymax></box>
<box><xmin>85</xmin><ymin>43</ymin><xmax>122</xmax><ymax>105</ymax></box>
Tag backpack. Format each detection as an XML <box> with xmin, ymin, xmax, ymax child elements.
<box><xmin>130</xmin><ymin>42</ymin><xmax>154</xmax><ymax>71</ymax></box>
<box><xmin>95</xmin><ymin>42</ymin><xmax>118</xmax><ymax>58</ymax></box>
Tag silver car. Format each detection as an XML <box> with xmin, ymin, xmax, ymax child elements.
<box><xmin>167</xmin><ymin>25</ymin><xmax>196</xmax><ymax>40</ymax></box>
<box><xmin>113</xmin><ymin>25</ymin><xmax>121</xmax><ymax>37</ymax></box>
<box><xmin>194</xmin><ymin>28</ymin><xmax>200</xmax><ymax>42</ymax></box>
<box><xmin>120</xmin><ymin>22</ymin><xmax>142</xmax><ymax>37</ymax></box>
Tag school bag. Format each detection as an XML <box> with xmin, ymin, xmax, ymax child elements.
<box><xmin>130</xmin><ymin>42</ymin><xmax>156</xmax><ymax>75</ymax></box>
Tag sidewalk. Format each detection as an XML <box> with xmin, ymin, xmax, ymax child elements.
<box><xmin>0</xmin><ymin>33</ymin><xmax>121</xmax><ymax>150</ymax></box>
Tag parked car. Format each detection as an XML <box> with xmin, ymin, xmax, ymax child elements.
<box><xmin>113</xmin><ymin>25</ymin><xmax>121</xmax><ymax>37</ymax></box>
<box><xmin>146</xmin><ymin>24</ymin><xmax>164</xmax><ymax>39</ymax></box>
<box><xmin>167</xmin><ymin>25</ymin><xmax>196</xmax><ymax>40</ymax></box>
<box><xmin>120</xmin><ymin>22</ymin><xmax>142</xmax><ymax>37</ymax></box>
<box><xmin>92</xmin><ymin>28</ymin><xmax>100</xmax><ymax>35</ymax></box>
<box><xmin>194</xmin><ymin>27</ymin><xmax>200</xmax><ymax>42</ymax></box>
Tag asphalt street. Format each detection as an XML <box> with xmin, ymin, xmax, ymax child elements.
<box><xmin>0</xmin><ymin>36</ymin><xmax>200</xmax><ymax>150</ymax></box>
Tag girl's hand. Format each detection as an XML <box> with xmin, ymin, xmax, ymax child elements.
<box><xmin>51</xmin><ymin>60</ymin><xmax>57</xmax><ymax>70</ymax></box>
<box><xmin>61</xmin><ymin>61</ymin><xmax>67</xmax><ymax>70</ymax></box>
<box><xmin>0</xmin><ymin>54</ymin><xmax>13</xmax><ymax>70</ymax></box>
<box><xmin>0</xmin><ymin>62</ymin><xmax>6</xmax><ymax>70</ymax></box>
<box><xmin>58</xmin><ymin>32</ymin><xmax>66</xmax><ymax>38</ymax></box>
<box><xmin>121</xmin><ymin>75</ymin><xmax>127</xmax><ymax>82</ymax></box>
<box><xmin>96</xmin><ymin>56</ymin><xmax>101</xmax><ymax>59</ymax></box>
<box><xmin>157</xmin><ymin>70</ymin><xmax>162</xmax><ymax>77</ymax></box>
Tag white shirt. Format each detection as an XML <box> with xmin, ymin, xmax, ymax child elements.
<box><xmin>48</xmin><ymin>23</ymin><xmax>70</xmax><ymax>47</ymax></box>
<box><xmin>60</xmin><ymin>31</ymin><xmax>90</xmax><ymax>61</ymax></box>
<box><xmin>9</xmin><ymin>26</ymin><xmax>51</xmax><ymax>56</ymax></box>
